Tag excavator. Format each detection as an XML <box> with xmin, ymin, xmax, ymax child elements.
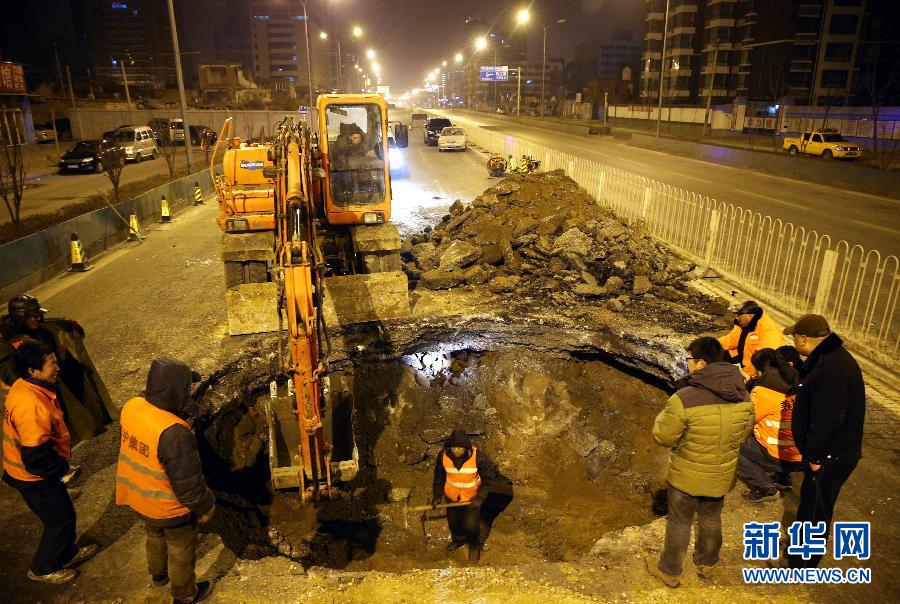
<box><xmin>209</xmin><ymin>95</ymin><xmax>410</xmax><ymax>501</ymax></box>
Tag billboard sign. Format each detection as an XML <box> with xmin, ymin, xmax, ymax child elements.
<box><xmin>479</xmin><ymin>66</ymin><xmax>509</xmax><ymax>82</ymax></box>
<box><xmin>0</xmin><ymin>62</ymin><xmax>26</xmax><ymax>95</ymax></box>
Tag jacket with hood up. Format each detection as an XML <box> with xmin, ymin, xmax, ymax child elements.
<box><xmin>432</xmin><ymin>429</ymin><xmax>499</xmax><ymax>505</ymax></box>
<box><xmin>124</xmin><ymin>359</ymin><xmax>214</xmax><ymax>527</ymax></box>
<box><xmin>653</xmin><ymin>362</ymin><xmax>754</xmax><ymax>497</ymax></box>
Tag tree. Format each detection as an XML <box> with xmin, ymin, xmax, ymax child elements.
<box><xmin>154</xmin><ymin>127</ymin><xmax>178</xmax><ymax>178</ymax></box>
<box><xmin>99</xmin><ymin>141</ymin><xmax>127</xmax><ymax>202</ymax></box>
<box><xmin>859</xmin><ymin>53</ymin><xmax>900</xmax><ymax>170</ymax></box>
<box><xmin>0</xmin><ymin>113</ymin><xmax>25</xmax><ymax>226</ymax></box>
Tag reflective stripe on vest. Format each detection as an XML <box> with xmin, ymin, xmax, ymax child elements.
<box><xmin>767</xmin><ymin>436</ymin><xmax>797</xmax><ymax>447</ymax></box>
<box><xmin>443</xmin><ymin>446</ymin><xmax>481</xmax><ymax>502</ymax></box>
<box><xmin>2</xmin><ymin>379</ymin><xmax>71</xmax><ymax>482</ymax></box>
<box><xmin>115</xmin><ymin>397</ymin><xmax>191</xmax><ymax>519</ymax></box>
<box><xmin>765</xmin><ymin>419</ymin><xmax>792</xmax><ymax>430</ymax></box>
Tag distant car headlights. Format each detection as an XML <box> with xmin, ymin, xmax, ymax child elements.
<box><xmin>389</xmin><ymin>148</ymin><xmax>403</xmax><ymax>167</ymax></box>
<box><xmin>81</xmin><ymin>157</ymin><xmax>94</xmax><ymax>163</ymax></box>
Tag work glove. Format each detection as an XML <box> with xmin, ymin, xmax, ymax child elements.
<box><xmin>198</xmin><ymin>505</ymin><xmax>216</xmax><ymax>524</ymax></box>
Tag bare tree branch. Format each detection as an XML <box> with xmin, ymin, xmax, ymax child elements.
<box><xmin>0</xmin><ymin>112</ymin><xmax>26</xmax><ymax>226</ymax></box>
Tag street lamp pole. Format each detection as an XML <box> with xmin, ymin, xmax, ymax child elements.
<box><xmin>165</xmin><ymin>0</ymin><xmax>193</xmax><ymax>172</ymax></box>
<box><xmin>300</xmin><ymin>0</ymin><xmax>314</xmax><ymax>109</ymax></box>
<box><xmin>336</xmin><ymin>37</ymin><xmax>343</xmax><ymax>91</ymax></box>
<box><xmin>540</xmin><ymin>23</ymin><xmax>547</xmax><ymax>117</ymax></box>
<box><xmin>655</xmin><ymin>0</ymin><xmax>671</xmax><ymax>139</ymax></box>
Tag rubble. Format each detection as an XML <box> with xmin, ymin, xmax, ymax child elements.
<box><xmin>402</xmin><ymin>171</ymin><xmax>698</xmax><ymax>306</ymax></box>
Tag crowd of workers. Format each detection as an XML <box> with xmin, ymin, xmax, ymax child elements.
<box><xmin>0</xmin><ymin>291</ymin><xmax>867</xmax><ymax>597</ymax></box>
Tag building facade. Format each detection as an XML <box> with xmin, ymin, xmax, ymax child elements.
<box><xmin>640</xmin><ymin>0</ymin><xmax>893</xmax><ymax>108</ymax></box>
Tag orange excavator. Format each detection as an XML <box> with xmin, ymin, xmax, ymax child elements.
<box><xmin>209</xmin><ymin>95</ymin><xmax>410</xmax><ymax>500</ymax></box>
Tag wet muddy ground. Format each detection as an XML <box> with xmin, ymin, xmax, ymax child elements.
<box><xmin>197</xmin><ymin>346</ymin><xmax>670</xmax><ymax>572</ymax></box>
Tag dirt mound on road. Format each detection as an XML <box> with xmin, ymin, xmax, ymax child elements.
<box><xmin>401</xmin><ymin>170</ymin><xmax>726</xmax><ymax>325</ymax></box>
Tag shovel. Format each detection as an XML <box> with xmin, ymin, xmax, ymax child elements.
<box><xmin>402</xmin><ymin>500</ymin><xmax>471</xmax><ymax>530</ymax></box>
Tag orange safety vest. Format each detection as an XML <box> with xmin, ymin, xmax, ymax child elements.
<box><xmin>115</xmin><ymin>397</ymin><xmax>191</xmax><ymax>520</ymax></box>
<box><xmin>752</xmin><ymin>387</ymin><xmax>801</xmax><ymax>463</ymax></box>
<box><xmin>443</xmin><ymin>446</ymin><xmax>481</xmax><ymax>503</ymax></box>
<box><xmin>2</xmin><ymin>379</ymin><xmax>71</xmax><ymax>482</ymax></box>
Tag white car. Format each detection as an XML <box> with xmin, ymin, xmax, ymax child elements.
<box><xmin>438</xmin><ymin>127</ymin><xmax>467</xmax><ymax>152</ymax></box>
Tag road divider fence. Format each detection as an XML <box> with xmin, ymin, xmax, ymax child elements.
<box><xmin>464</xmin><ymin>123</ymin><xmax>898</xmax><ymax>366</ymax></box>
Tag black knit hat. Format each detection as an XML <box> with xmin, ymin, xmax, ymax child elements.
<box><xmin>446</xmin><ymin>428</ymin><xmax>472</xmax><ymax>449</ymax></box>
<box><xmin>735</xmin><ymin>300</ymin><xmax>761</xmax><ymax>315</ymax></box>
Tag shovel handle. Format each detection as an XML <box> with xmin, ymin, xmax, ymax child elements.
<box><xmin>407</xmin><ymin>501</ymin><xmax>471</xmax><ymax>514</ymax></box>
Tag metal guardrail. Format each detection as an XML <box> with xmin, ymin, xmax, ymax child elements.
<box><xmin>464</xmin><ymin>124</ymin><xmax>899</xmax><ymax>366</ymax></box>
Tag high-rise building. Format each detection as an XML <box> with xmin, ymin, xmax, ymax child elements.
<box><xmin>249</xmin><ymin>0</ymin><xmax>333</xmax><ymax>98</ymax></box>
<box><xmin>88</xmin><ymin>0</ymin><xmax>176</xmax><ymax>89</ymax></box>
<box><xmin>640</xmin><ymin>0</ymin><xmax>893</xmax><ymax>107</ymax></box>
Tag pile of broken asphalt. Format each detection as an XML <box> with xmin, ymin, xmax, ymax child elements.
<box><xmin>401</xmin><ymin>170</ymin><xmax>727</xmax><ymax>318</ymax></box>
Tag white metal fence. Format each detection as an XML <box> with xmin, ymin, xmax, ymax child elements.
<box><xmin>464</xmin><ymin>124</ymin><xmax>899</xmax><ymax>366</ymax></box>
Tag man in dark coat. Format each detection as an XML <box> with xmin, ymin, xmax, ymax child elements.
<box><xmin>1</xmin><ymin>295</ymin><xmax>116</xmax><ymax>446</ymax></box>
<box><xmin>784</xmin><ymin>314</ymin><xmax>865</xmax><ymax>569</ymax></box>
<box><xmin>432</xmin><ymin>428</ymin><xmax>499</xmax><ymax>563</ymax></box>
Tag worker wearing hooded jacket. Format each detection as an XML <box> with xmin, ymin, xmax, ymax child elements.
<box><xmin>719</xmin><ymin>301</ymin><xmax>784</xmax><ymax>378</ymax></box>
<box><xmin>646</xmin><ymin>337</ymin><xmax>754</xmax><ymax>588</ymax></box>
<box><xmin>116</xmin><ymin>358</ymin><xmax>215</xmax><ymax>604</ymax></box>
<box><xmin>432</xmin><ymin>428</ymin><xmax>499</xmax><ymax>562</ymax></box>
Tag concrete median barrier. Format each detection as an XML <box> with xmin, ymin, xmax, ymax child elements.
<box><xmin>0</xmin><ymin>169</ymin><xmax>217</xmax><ymax>302</ymax></box>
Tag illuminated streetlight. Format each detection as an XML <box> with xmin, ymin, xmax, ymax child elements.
<box><xmin>442</xmin><ymin>60</ymin><xmax>447</xmax><ymax>67</ymax></box>
<box><xmin>454</xmin><ymin>52</ymin><xmax>463</xmax><ymax>63</ymax></box>
<box><xmin>517</xmin><ymin>8</ymin><xmax>530</xmax><ymax>25</ymax></box>
<box><xmin>475</xmin><ymin>37</ymin><xmax>487</xmax><ymax>51</ymax></box>
<box><xmin>366</xmin><ymin>49</ymin><xmax>376</xmax><ymax>59</ymax></box>
<box><xmin>352</xmin><ymin>25</ymin><xmax>363</xmax><ymax>38</ymax></box>
<box><xmin>319</xmin><ymin>31</ymin><xmax>328</xmax><ymax>40</ymax></box>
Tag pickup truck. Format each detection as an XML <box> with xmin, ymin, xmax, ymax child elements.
<box><xmin>783</xmin><ymin>129</ymin><xmax>862</xmax><ymax>160</ymax></box>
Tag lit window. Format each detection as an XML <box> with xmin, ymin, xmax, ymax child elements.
<box><xmin>292</xmin><ymin>15</ymin><xmax>306</xmax><ymax>20</ymax></box>
<box><xmin>111</xmin><ymin>2</ymin><xmax>128</xmax><ymax>8</ymax></box>
<box><xmin>112</xmin><ymin>59</ymin><xmax>118</xmax><ymax>66</ymax></box>
<box><xmin>253</xmin><ymin>15</ymin><xmax>270</xmax><ymax>20</ymax></box>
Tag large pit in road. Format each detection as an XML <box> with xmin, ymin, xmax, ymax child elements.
<box><xmin>195</xmin><ymin>342</ymin><xmax>671</xmax><ymax>572</ymax></box>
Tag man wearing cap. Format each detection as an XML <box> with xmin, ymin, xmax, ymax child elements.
<box><xmin>719</xmin><ymin>301</ymin><xmax>784</xmax><ymax>379</ymax></box>
<box><xmin>783</xmin><ymin>314</ymin><xmax>865</xmax><ymax>569</ymax></box>
<box><xmin>116</xmin><ymin>358</ymin><xmax>215</xmax><ymax>603</ymax></box>
<box><xmin>0</xmin><ymin>295</ymin><xmax>116</xmax><ymax>446</ymax></box>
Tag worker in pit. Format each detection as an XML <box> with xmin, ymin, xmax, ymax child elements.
<box><xmin>115</xmin><ymin>358</ymin><xmax>215</xmax><ymax>604</ymax></box>
<box><xmin>431</xmin><ymin>428</ymin><xmax>499</xmax><ymax>563</ymax></box>
<box><xmin>0</xmin><ymin>295</ymin><xmax>116</xmax><ymax>451</ymax></box>
<box><xmin>2</xmin><ymin>340</ymin><xmax>98</xmax><ymax>584</ymax></box>
<box><xmin>718</xmin><ymin>300</ymin><xmax>784</xmax><ymax>379</ymax></box>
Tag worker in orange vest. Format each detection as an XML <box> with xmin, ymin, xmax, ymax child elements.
<box><xmin>738</xmin><ymin>348</ymin><xmax>804</xmax><ymax>503</ymax></box>
<box><xmin>719</xmin><ymin>301</ymin><xmax>785</xmax><ymax>379</ymax></box>
<box><xmin>2</xmin><ymin>340</ymin><xmax>97</xmax><ymax>584</ymax></box>
<box><xmin>115</xmin><ymin>358</ymin><xmax>215</xmax><ymax>604</ymax></box>
<box><xmin>431</xmin><ymin>428</ymin><xmax>499</xmax><ymax>563</ymax></box>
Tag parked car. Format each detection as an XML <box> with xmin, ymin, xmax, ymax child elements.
<box><xmin>424</xmin><ymin>117</ymin><xmax>452</xmax><ymax>146</ymax></box>
<box><xmin>189</xmin><ymin>125</ymin><xmax>217</xmax><ymax>147</ymax></box>
<box><xmin>57</xmin><ymin>139</ymin><xmax>122</xmax><ymax>174</ymax></box>
<box><xmin>438</xmin><ymin>126</ymin><xmax>467</xmax><ymax>152</ymax></box>
<box><xmin>33</xmin><ymin>123</ymin><xmax>56</xmax><ymax>144</ymax></box>
<box><xmin>105</xmin><ymin>125</ymin><xmax>157</xmax><ymax>161</ymax></box>
<box><xmin>783</xmin><ymin>128</ymin><xmax>861</xmax><ymax>160</ymax></box>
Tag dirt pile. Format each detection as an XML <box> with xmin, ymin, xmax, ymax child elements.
<box><xmin>401</xmin><ymin>170</ymin><xmax>703</xmax><ymax>314</ymax></box>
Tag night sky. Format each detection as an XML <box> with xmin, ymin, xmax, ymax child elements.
<box><xmin>321</xmin><ymin>0</ymin><xmax>644</xmax><ymax>90</ymax></box>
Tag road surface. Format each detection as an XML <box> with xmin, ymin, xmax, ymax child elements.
<box><xmin>437</xmin><ymin>110</ymin><xmax>900</xmax><ymax>259</ymax></box>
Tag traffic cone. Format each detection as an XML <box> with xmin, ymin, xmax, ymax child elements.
<box><xmin>67</xmin><ymin>233</ymin><xmax>93</xmax><ymax>272</ymax></box>
<box><xmin>128</xmin><ymin>209</ymin><xmax>141</xmax><ymax>241</ymax></box>
<box><xmin>194</xmin><ymin>182</ymin><xmax>204</xmax><ymax>205</ymax></box>
<box><xmin>159</xmin><ymin>195</ymin><xmax>171</xmax><ymax>223</ymax></box>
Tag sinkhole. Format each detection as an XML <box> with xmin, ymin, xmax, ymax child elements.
<box><xmin>195</xmin><ymin>343</ymin><xmax>671</xmax><ymax>572</ymax></box>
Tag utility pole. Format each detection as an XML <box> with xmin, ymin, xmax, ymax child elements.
<box><xmin>540</xmin><ymin>24</ymin><xmax>547</xmax><ymax>116</ymax></box>
<box><xmin>603</xmin><ymin>91</ymin><xmax>609</xmax><ymax>126</ymax></box>
<box><xmin>120</xmin><ymin>61</ymin><xmax>133</xmax><ymax>110</ymax></box>
<box><xmin>53</xmin><ymin>44</ymin><xmax>65</xmax><ymax>97</ymax></box>
<box><xmin>336</xmin><ymin>37</ymin><xmax>343</xmax><ymax>92</ymax></box>
<box><xmin>516</xmin><ymin>66</ymin><xmax>522</xmax><ymax>116</ymax></box>
<box><xmin>300</xmin><ymin>0</ymin><xmax>314</xmax><ymax>108</ymax></box>
<box><xmin>703</xmin><ymin>43</ymin><xmax>719</xmax><ymax>136</ymax></box>
<box><xmin>166</xmin><ymin>0</ymin><xmax>193</xmax><ymax>173</ymax></box>
<box><xmin>655</xmin><ymin>0</ymin><xmax>671</xmax><ymax>138</ymax></box>
<box><xmin>66</xmin><ymin>65</ymin><xmax>84</xmax><ymax>140</ymax></box>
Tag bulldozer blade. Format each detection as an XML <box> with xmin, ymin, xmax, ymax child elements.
<box><xmin>225</xmin><ymin>283</ymin><xmax>279</xmax><ymax>335</ymax></box>
<box><xmin>321</xmin><ymin>271</ymin><xmax>410</xmax><ymax>327</ymax></box>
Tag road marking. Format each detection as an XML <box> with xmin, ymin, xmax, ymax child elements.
<box><xmin>732</xmin><ymin>189</ymin><xmax>810</xmax><ymax>211</ymax></box>
<box><xmin>674</xmin><ymin>173</ymin><xmax>713</xmax><ymax>185</ymax></box>
<box><xmin>849</xmin><ymin>220</ymin><xmax>900</xmax><ymax>236</ymax></box>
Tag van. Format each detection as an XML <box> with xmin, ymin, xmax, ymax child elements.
<box><xmin>106</xmin><ymin>125</ymin><xmax>157</xmax><ymax>161</ymax></box>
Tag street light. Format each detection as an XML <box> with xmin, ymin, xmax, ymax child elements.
<box><xmin>515</xmin><ymin>7</ymin><xmax>548</xmax><ymax>116</ymax></box>
<box><xmin>352</xmin><ymin>25</ymin><xmax>363</xmax><ymax>38</ymax></box>
<box><xmin>455</xmin><ymin>52</ymin><xmax>463</xmax><ymax>63</ymax></box>
<box><xmin>442</xmin><ymin>60</ymin><xmax>448</xmax><ymax>67</ymax></box>
<box><xmin>475</xmin><ymin>37</ymin><xmax>487</xmax><ymax>51</ymax></box>
<box><xmin>366</xmin><ymin>49</ymin><xmax>376</xmax><ymax>59</ymax></box>
<box><xmin>319</xmin><ymin>31</ymin><xmax>328</xmax><ymax>40</ymax></box>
